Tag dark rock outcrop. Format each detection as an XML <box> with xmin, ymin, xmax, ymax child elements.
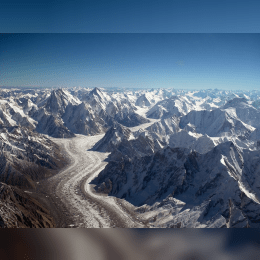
<box><xmin>0</xmin><ymin>182</ymin><xmax>55</xmax><ymax>228</ymax></box>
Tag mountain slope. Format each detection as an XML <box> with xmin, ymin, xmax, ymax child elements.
<box><xmin>0</xmin><ymin>126</ymin><xmax>66</xmax><ymax>189</ymax></box>
<box><xmin>93</xmin><ymin>141</ymin><xmax>260</xmax><ymax>227</ymax></box>
<box><xmin>147</xmin><ymin>95</ymin><xmax>195</xmax><ymax>119</ymax></box>
<box><xmin>0</xmin><ymin>182</ymin><xmax>55</xmax><ymax>228</ymax></box>
<box><xmin>146</xmin><ymin>116</ymin><xmax>180</xmax><ymax>137</ymax></box>
<box><xmin>179</xmin><ymin>108</ymin><xmax>254</xmax><ymax>137</ymax></box>
<box><xmin>93</xmin><ymin>122</ymin><xmax>157</xmax><ymax>162</ymax></box>
<box><xmin>135</xmin><ymin>94</ymin><xmax>152</xmax><ymax>107</ymax></box>
<box><xmin>62</xmin><ymin>102</ymin><xmax>113</xmax><ymax>135</ymax></box>
<box><xmin>93</xmin><ymin>122</ymin><xmax>134</xmax><ymax>152</ymax></box>
<box><xmin>222</xmin><ymin>97</ymin><xmax>260</xmax><ymax>128</ymax></box>
<box><xmin>39</xmin><ymin>88</ymin><xmax>81</xmax><ymax>115</ymax></box>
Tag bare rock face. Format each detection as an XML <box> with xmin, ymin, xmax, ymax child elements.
<box><xmin>0</xmin><ymin>182</ymin><xmax>55</xmax><ymax>228</ymax></box>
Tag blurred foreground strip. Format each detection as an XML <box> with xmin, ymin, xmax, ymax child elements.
<box><xmin>1</xmin><ymin>229</ymin><xmax>260</xmax><ymax>260</ymax></box>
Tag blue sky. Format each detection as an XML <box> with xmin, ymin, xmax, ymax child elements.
<box><xmin>1</xmin><ymin>34</ymin><xmax>259</xmax><ymax>90</ymax></box>
<box><xmin>0</xmin><ymin>0</ymin><xmax>259</xmax><ymax>33</ymax></box>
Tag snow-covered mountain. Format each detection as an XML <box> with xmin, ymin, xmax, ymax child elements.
<box><xmin>93</xmin><ymin>122</ymin><xmax>134</xmax><ymax>152</ymax></box>
<box><xmin>29</xmin><ymin>89</ymin><xmax>79</xmax><ymax>137</ymax></box>
<box><xmin>17</xmin><ymin>87</ymin><xmax>148</xmax><ymax>137</ymax></box>
<box><xmin>0</xmin><ymin>99</ymin><xmax>37</xmax><ymax>129</ymax></box>
<box><xmin>0</xmin><ymin>125</ymin><xmax>66</xmax><ymax>189</ymax></box>
<box><xmin>2</xmin><ymin>86</ymin><xmax>260</xmax><ymax>228</ymax></box>
<box><xmin>146</xmin><ymin>95</ymin><xmax>196</xmax><ymax>119</ymax></box>
<box><xmin>93</xmin><ymin>122</ymin><xmax>158</xmax><ymax>161</ymax></box>
<box><xmin>146</xmin><ymin>116</ymin><xmax>180</xmax><ymax>137</ymax></box>
<box><xmin>39</xmin><ymin>88</ymin><xmax>80</xmax><ymax>115</ymax></box>
<box><xmin>179</xmin><ymin>108</ymin><xmax>255</xmax><ymax>137</ymax></box>
<box><xmin>83</xmin><ymin>87</ymin><xmax>150</xmax><ymax>127</ymax></box>
<box><xmin>168</xmin><ymin>130</ymin><xmax>216</xmax><ymax>154</ymax></box>
<box><xmin>222</xmin><ymin>97</ymin><xmax>260</xmax><ymax>128</ymax></box>
<box><xmin>84</xmin><ymin>87</ymin><xmax>112</xmax><ymax>114</ymax></box>
<box><xmin>93</xmin><ymin>141</ymin><xmax>260</xmax><ymax>227</ymax></box>
<box><xmin>135</xmin><ymin>94</ymin><xmax>152</xmax><ymax>107</ymax></box>
<box><xmin>63</xmin><ymin>102</ymin><xmax>113</xmax><ymax>136</ymax></box>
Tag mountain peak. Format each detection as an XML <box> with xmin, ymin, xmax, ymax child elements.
<box><xmin>90</xmin><ymin>87</ymin><xmax>102</xmax><ymax>96</ymax></box>
<box><xmin>43</xmin><ymin>88</ymin><xmax>80</xmax><ymax>115</ymax></box>
<box><xmin>135</xmin><ymin>94</ymin><xmax>151</xmax><ymax>107</ymax></box>
<box><xmin>87</xmin><ymin>87</ymin><xmax>111</xmax><ymax>105</ymax></box>
<box><xmin>93</xmin><ymin>122</ymin><xmax>134</xmax><ymax>152</ymax></box>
